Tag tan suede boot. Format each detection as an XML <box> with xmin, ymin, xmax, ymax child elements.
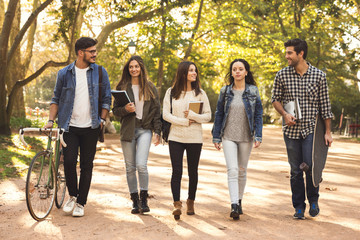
<box><xmin>186</xmin><ymin>199</ymin><xmax>195</xmax><ymax>215</ymax></box>
<box><xmin>172</xmin><ymin>201</ymin><xmax>182</xmax><ymax>220</ymax></box>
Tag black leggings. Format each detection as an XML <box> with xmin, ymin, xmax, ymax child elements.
<box><xmin>169</xmin><ymin>141</ymin><xmax>202</xmax><ymax>202</ymax></box>
<box><xmin>63</xmin><ymin>126</ymin><xmax>99</xmax><ymax>206</ymax></box>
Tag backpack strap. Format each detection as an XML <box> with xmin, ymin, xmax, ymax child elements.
<box><xmin>98</xmin><ymin>65</ymin><xmax>103</xmax><ymax>117</ymax></box>
<box><xmin>170</xmin><ymin>91</ymin><xmax>173</xmax><ymax>114</ymax></box>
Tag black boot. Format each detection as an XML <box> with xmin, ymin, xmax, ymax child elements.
<box><xmin>238</xmin><ymin>199</ymin><xmax>243</xmax><ymax>215</ymax></box>
<box><xmin>130</xmin><ymin>192</ymin><xmax>140</xmax><ymax>214</ymax></box>
<box><xmin>230</xmin><ymin>204</ymin><xmax>240</xmax><ymax>220</ymax></box>
<box><xmin>140</xmin><ymin>190</ymin><xmax>150</xmax><ymax>213</ymax></box>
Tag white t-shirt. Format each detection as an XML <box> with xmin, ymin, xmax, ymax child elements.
<box><xmin>132</xmin><ymin>85</ymin><xmax>144</xmax><ymax>120</ymax></box>
<box><xmin>69</xmin><ymin>66</ymin><xmax>92</xmax><ymax>127</ymax></box>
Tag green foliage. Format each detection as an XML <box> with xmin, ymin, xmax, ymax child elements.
<box><xmin>10</xmin><ymin>117</ymin><xmax>51</xmax><ymax>130</ymax></box>
<box><xmin>111</xmin><ymin>121</ymin><xmax>121</xmax><ymax>133</ymax></box>
<box><xmin>24</xmin><ymin>72</ymin><xmax>56</xmax><ymax>109</ymax></box>
<box><xmin>10</xmin><ymin>117</ymin><xmax>32</xmax><ymax>130</ymax></box>
<box><xmin>0</xmin><ymin>135</ymin><xmax>45</xmax><ymax>179</ymax></box>
<box><xmin>18</xmin><ymin>0</ymin><xmax>360</xmax><ymax>127</ymax></box>
<box><xmin>30</xmin><ymin>118</ymin><xmax>48</xmax><ymax>128</ymax></box>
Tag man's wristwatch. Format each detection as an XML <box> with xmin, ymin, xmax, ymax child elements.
<box><xmin>48</xmin><ymin>120</ymin><xmax>54</xmax><ymax>124</ymax></box>
<box><xmin>101</xmin><ymin>118</ymin><xmax>106</xmax><ymax>124</ymax></box>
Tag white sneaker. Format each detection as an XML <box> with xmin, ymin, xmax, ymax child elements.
<box><xmin>72</xmin><ymin>203</ymin><xmax>84</xmax><ymax>217</ymax></box>
<box><xmin>63</xmin><ymin>196</ymin><xmax>76</xmax><ymax>214</ymax></box>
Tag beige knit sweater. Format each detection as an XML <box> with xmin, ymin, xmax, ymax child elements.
<box><xmin>162</xmin><ymin>88</ymin><xmax>211</xmax><ymax>143</ymax></box>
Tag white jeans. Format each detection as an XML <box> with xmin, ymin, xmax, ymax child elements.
<box><xmin>222</xmin><ymin>139</ymin><xmax>253</xmax><ymax>204</ymax></box>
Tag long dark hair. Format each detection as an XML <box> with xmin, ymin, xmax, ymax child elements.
<box><xmin>171</xmin><ymin>61</ymin><xmax>201</xmax><ymax>99</ymax></box>
<box><xmin>226</xmin><ymin>59</ymin><xmax>256</xmax><ymax>86</ymax></box>
<box><xmin>116</xmin><ymin>55</ymin><xmax>155</xmax><ymax>100</ymax></box>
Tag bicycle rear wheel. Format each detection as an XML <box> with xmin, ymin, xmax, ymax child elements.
<box><xmin>25</xmin><ymin>151</ymin><xmax>56</xmax><ymax>221</ymax></box>
<box><xmin>55</xmin><ymin>149</ymin><xmax>67</xmax><ymax>208</ymax></box>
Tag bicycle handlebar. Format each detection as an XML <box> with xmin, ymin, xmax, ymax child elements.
<box><xmin>19</xmin><ymin>128</ymin><xmax>67</xmax><ymax>148</ymax></box>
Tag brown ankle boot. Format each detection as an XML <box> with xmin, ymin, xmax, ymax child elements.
<box><xmin>172</xmin><ymin>201</ymin><xmax>182</xmax><ymax>219</ymax></box>
<box><xmin>186</xmin><ymin>199</ymin><xmax>195</xmax><ymax>215</ymax></box>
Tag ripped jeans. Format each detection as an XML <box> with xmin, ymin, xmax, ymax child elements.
<box><xmin>284</xmin><ymin>133</ymin><xmax>319</xmax><ymax>210</ymax></box>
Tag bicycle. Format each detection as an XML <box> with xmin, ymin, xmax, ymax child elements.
<box><xmin>19</xmin><ymin>127</ymin><xmax>67</xmax><ymax>221</ymax></box>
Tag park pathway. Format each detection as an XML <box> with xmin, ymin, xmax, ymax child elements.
<box><xmin>0</xmin><ymin>124</ymin><xmax>359</xmax><ymax>240</ymax></box>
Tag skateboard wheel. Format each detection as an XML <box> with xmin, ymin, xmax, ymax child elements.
<box><xmin>174</xmin><ymin>215</ymin><xmax>180</xmax><ymax>220</ymax></box>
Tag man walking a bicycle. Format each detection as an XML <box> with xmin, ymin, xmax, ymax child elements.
<box><xmin>44</xmin><ymin>37</ymin><xmax>111</xmax><ymax>217</ymax></box>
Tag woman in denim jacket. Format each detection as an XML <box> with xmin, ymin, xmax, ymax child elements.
<box><xmin>212</xmin><ymin>59</ymin><xmax>263</xmax><ymax>220</ymax></box>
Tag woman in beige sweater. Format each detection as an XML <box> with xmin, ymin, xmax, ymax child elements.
<box><xmin>162</xmin><ymin>61</ymin><xmax>211</xmax><ymax>220</ymax></box>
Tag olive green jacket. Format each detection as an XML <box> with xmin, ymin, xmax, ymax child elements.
<box><xmin>112</xmin><ymin>82</ymin><xmax>161</xmax><ymax>141</ymax></box>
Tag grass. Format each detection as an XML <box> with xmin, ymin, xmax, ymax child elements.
<box><xmin>0</xmin><ymin>134</ymin><xmax>46</xmax><ymax>179</ymax></box>
<box><xmin>1</xmin><ymin>116</ymin><xmax>119</xmax><ymax>179</ymax></box>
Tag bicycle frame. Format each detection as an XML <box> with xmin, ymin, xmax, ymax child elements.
<box><xmin>20</xmin><ymin>127</ymin><xmax>67</xmax><ymax>220</ymax></box>
<box><xmin>20</xmin><ymin>128</ymin><xmax>66</xmax><ymax>194</ymax></box>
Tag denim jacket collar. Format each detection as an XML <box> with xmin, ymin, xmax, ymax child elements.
<box><xmin>228</xmin><ymin>82</ymin><xmax>251</xmax><ymax>95</ymax></box>
<box><xmin>67</xmin><ymin>61</ymin><xmax>95</xmax><ymax>74</ymax></box>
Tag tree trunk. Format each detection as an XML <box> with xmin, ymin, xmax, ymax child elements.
<box><xmin>183</xmin><ymin>0</ymin><xmax>204</xmax><ymax>60</ymax></box>
<box><xmin>157</xmin><ymin>1</ymin><xmax>167</xmax><ymax>96</ymax></box>
<box><xmin>0</xmin><ymin>0</ymin><xmax>19</xmax><ymax>135</ymax></box>
<box><xmin>0</xmin><ymin>0</ymin><xmax>4</xmax><ymax>30</ymax></box>
<box><xmin>8</xmin><ymin>2</ymin><xmax>25</xmax><ymax>118</ymax></box>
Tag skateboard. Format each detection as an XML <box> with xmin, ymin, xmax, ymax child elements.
<box><xmin>312</xmin><ymin>115</ymin><xmax>329</xmax><ymax>187</ymax></box>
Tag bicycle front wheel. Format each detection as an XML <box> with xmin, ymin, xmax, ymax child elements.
<box><xmin>26</xmin><ymin>151</ymin><xmax>56</xmax><ymax>221</ymax></box>
<box><xmin>55</xmin><ymin>149</ymin><xmax>67</xmax><ymax>208</ymax></box>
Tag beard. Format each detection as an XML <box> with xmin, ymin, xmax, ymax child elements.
<box><xmin>83</xmin><ymin>55</ymin><xmax>96</xmax><ymax>65</ymax></box>
<box><xmin>288</xmin><ymin>58</ymin><xmax>299</xmax><ymax>67</ymax></box>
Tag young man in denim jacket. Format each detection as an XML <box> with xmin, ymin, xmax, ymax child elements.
<box><xmin>44</xmin><ymin>37</ymin><xmax>111</xmax><ymax>217</ymax></box>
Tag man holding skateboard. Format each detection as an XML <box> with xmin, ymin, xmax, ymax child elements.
<box><xmin>271</xmin><ymin>38</ymin><xmax>333</xmax><ymax>219</ymax></box>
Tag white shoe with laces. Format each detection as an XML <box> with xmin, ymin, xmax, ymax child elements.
<box><xmin>72</xmin><ymin>203</ymin><xmax>84</xmax><ymax>217</ymax></box>
<box><xmin>63</xmin><ymin>196</ymin><xmax>76</xmax><ymax>214</ymax></box>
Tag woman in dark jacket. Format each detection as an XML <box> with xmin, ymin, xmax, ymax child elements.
<box><xmin>113</xmin><ymin>55</ymin><xmax>161</xmax><ymax>214</ymax></box>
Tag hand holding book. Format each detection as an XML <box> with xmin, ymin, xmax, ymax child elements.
<box><xmin>111</xmin><ymin>90</ymin><xmax>131</xmax><ymax>107</ymax></box>
<box><xmin>188</xmin><ymin>101</ymin><xmax>204</xmax><ymax>114</ymax></box>
<box><xmin>283</xmin><ymin>97</ymin><xmax>302</xmax><ymax>126</ymax></box>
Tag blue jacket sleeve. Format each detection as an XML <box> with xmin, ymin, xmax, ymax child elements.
<box><xmin>212</xmin><ymin>86</ymin><xmax>226</xmax><ymax>143</ymax></box>
<box><xmin>253</xmin><ymin>87</ymin><xmax>263</xmax><ymax>142</ymax></box>
<box><xmin>101</xmin><ymin>67</ymin><xmax>111</xmax><ymax>111</ymax></box>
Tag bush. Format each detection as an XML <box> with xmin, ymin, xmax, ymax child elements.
<box><xmin>10</xmin><ymin>117</ymin><xmax>50</xmax><ymax>129</ymax></box>
<box><xmin>30</xmin><ymin>118</ymin><xmax>48</xmax><ymax>128</ymax></box>
<box><xmin>112</xmin><ymin>121</ymin><xmax>121</xmax><ymax>133</ymax></box>
<box><xmin>10</xmin><ymin>117</ymin><xmax>32</xmax><ymax>129</ymax></box>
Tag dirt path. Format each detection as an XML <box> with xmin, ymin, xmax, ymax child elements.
<box><xmin>1</xmin><ymin>124</ymin><xmax>359</xmax><ymax>240</ymax></box>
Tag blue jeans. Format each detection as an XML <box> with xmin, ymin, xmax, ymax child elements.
<box><xmin>284</xmin><ymin>133</ymin><xmax>319</xmax><ymax>210</ymax></box>
<box><xmin>121</xmin><ymin>128</ymin><xmax>152</xmax><ymax>193</ymax></box>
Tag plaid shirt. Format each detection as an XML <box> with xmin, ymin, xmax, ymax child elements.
<box><xmin>271</xmin><ymin>63</ymin><xmax>333</xmax><ymax>139</ymax></box>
